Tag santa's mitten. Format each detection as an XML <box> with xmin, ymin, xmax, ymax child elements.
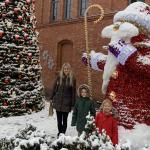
<box><xmin>108</xmin><ymin>39</ymin><xmax>137</xmax><ymax>65</ymax></box>
<box><xmin>82</xmin><ymin>50</ymin><xmax>107</xmax><ymax>71</ymax></box>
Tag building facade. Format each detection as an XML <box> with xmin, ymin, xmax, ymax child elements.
<box><xmin>35</xmin><ymin>0</ymin><xmax>148</xmax><ymax>100</ymax></box>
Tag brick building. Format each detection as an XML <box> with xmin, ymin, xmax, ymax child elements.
<box><xmin>35</xmin><ymin>0</ymin><xmax>148</xmax><ymax>100</ymax></box>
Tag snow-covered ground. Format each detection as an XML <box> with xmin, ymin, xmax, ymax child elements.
<box><xmin>0</xmin><ymin>101</ymin><xmax>150</xmax><ymax>150</ymax></box>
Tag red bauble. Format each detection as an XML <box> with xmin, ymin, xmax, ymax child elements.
<box><xmin>29</xmin><ymin>40</ymin><xmax>33</xmax><ymax>45</ymax></box>
<box><xmin>5</xmin><ymin>0</ymin><xmax>10</xmax><ymax>5</ymax></box>
<box><xmin>0</xmin><ymin>30</ymin><xmax>4</xmax><ymax>38</ymax></box>
<box><xmin>18</xmin><ymin>16</ymin><xmax>23</xmax><ymax>22</ymax></box>
<box><xmin>4</xmin><ymin>79</ymin><xmax>10</xmax><ymax>84</ymax></box>
<box><xmin>2</xmin><ymin>14</ymin><xmax>6</xmax><ymax>18</ymax></box>
<box><xmin>14</xmin><ymin>8</ymin><xmax>19</xmax><ymax>14</ymax></box>
<box><xmin>15</xmin><ymin>34</ymin><xmax>20</xmax><ymax>40</ymax></box>
<box><xmin>24</xmin><ymin>33</ymin><xmax>29</xmax><ymax>40</ymax></box>
<box><xmin>28</xmin><ymin>53</ymin><xmax>32</xmax><ymax>59</ymax></box>
<box><xmin>26</xmin><ymin>0</ymin><xmax>31</xmax><ymax>4</ymax></box>
<box><xmin>3</xmin><ymin>100</ymin><xmax>8</xmax><ymax>106</ymax></box>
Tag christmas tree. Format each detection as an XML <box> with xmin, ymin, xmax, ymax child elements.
<box><xmin>0</xmin><ymin>0</ymin><xmax>44</xmax><ymax>117</ymax></box>
<box><xmin>0</xmin><ymin>124</ymin><xmax>52</xmax><ymax>150</ymax></box>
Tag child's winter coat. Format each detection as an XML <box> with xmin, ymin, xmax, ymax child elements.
<box><xmin>71</xmin><ymin>97</ymin><xmax>96</xmax><ymax>134</ymax></box>
<box><xmin>95</xmin><ymin>112</ymin><xmax>118</xmax><ymax>145</ymax></box>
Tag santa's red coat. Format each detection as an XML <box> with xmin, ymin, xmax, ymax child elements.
<box><xmin>95</xmin><ymin>112</ymin><xmax>118</xmax><ymax>145</ymax></box>
<box><xmin>105</xmin><ymin>47</ymin><xmax>150</xmax><ymax>129</ymax></box>
<box><xmin>82</xmin><ymin>38</ymin><xmax>150</xmax><ymax>129</ymax></box>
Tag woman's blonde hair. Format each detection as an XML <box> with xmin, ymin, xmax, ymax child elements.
<box><xmin>59</xmin><ymin>63</ymin><xmax>74</xmax><ymax>86</ymax></box>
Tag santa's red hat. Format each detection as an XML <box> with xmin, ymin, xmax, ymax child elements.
<box><xmin>113</xmin><ymin>2</ymin><xmax>150</xmax><ymax>34</ymax></box>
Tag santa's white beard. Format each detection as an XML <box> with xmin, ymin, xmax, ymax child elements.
<box><xmin>102</xmin><ymin>51</ymin><xmax>119</xmax><ymax>94</ymax></box>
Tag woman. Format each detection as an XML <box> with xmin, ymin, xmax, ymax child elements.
<box><xmin>50</xmin><ymin>63</ymin><xmax>76</xmax><ymax>137</ymax></box>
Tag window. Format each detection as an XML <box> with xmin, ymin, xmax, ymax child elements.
<box><xmin>64</xmin><ymin>0</ymin><xmax>72</xmax><ymax>19</ymax></box>
<box><xmin>79</xmin><ymin>0</ymin><xmax>89</xmax><ymax>16</ymax></box>
<box><xmin>51</xmin><ymin>0</ymin><xmax>59</xmax><ymax>21</ymax></box>
<box><xmin>129</xmin><ymin>0</ymin><xmax>145</xmax><ymax>4</ymax></box>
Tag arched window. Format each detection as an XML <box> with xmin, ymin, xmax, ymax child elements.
<box><xmin>64</xmin><ymin>0</ymin><xmax>72</xmax><ymax>20</ymax></box>
<box><xmin>51</xmin><ymin>0</ymin><xmax>59</xmax><ymax>21</ymax></box>
<box><xmin>129</xmin><ymin>0</ymin><xmax>145</xmax><ymax>4</ymax></box>
<box><xmin>79</xmin><ymin>0</ymin><xmax>89</xmax><ymax>16</ymax></box>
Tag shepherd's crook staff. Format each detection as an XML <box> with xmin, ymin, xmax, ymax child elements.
<box><xmin>84</xmin><ymin>4</ymin><xmax>104</xmax><ymax>98</ymax></box>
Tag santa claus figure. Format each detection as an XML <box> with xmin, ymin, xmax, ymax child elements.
<box><xmin>82</xmin><ymin>2</ymin><xmax>150</xmax><ymax>129</ymax></box>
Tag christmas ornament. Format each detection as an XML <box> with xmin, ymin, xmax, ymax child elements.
<box><xmin>15</xmin><ymin>34</ymin><xmax>20</xmax><ymax>40</ymax></box>
<box><xmin>4</xmin><ymin>77</ymin><xmax>10</xmax><ymax>84</ymax></box>
<box><xmin>18</xmin><ymin>16</ymin><xmax>23</xmax><ymax>22</ymax></box>
<box><xmin>0</xmin><ymin>30</ymin><xmax>4</xmax><ymax>38</ymax></box>
<box><xmin>26</xmin><ymin>0</ymin><xmax>31</xmax><ymax>4</ymax></box>
<box><xmin>5</xmin><ymin>0</ymin><xmax>10</xmax><ymax>5</ymax></box>
<box><xmin>109</xmin><ymin>91</ymin><xmax>116</xmax><ymax>102</ymax></box>
<box><xmin>29</xmin><ymin>40</ymin><xmax>33</xmax><ymax>45</ymax></box>
<box><xmin>28</xmin><ymin>53</ymin><xmax>32</xmax><ymax>59</ymax></box>
<box><xmin>2</xmin><ymin>14</ymin><xmax>6</xmax><ymax>18</ymax></box>
<box><xmin>24</xmin><ymin>33</ymin><xmax>29</xmax><ymax>40</ymax></box>
<box><xmin>14</xmin><ymin>8</ymin><xmax>20</xmax><ymax>14</ymax></box>
<box><xmin>3</xmin><ymin>100</ymin><xmax>8</xmax><ymax>106</ymax></box>
<box><xmin>16</xmin><ymin>54</ymin><xmax>20</xmax><ymax>60</ymax></box>
<box><xmin>111</xmin><ymin>70</ymin><xmax>118</xmax><ymax>79</ymax></box>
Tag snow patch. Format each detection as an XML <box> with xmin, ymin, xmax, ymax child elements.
<box><xmin>137</xmin><ymin>53</ymin><xmax>150</xmax><ymax>65</ymax></box>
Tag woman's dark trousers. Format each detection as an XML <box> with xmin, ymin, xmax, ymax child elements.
<box><xmin>56</xmin><ymin>111</ymin><xmax>69</xmax><ymax>136</ymax></box>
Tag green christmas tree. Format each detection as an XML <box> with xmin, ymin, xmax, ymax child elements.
<box><xmin>0</xmin><ymin>0</ymin><xmax>44</xmax><ymax>117</ymax></box>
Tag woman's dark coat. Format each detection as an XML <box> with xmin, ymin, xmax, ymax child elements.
<box><xmin>50</xmin><ymin>75</ymin><xmax>76</xmax><ymax>112</ymax></box>
<box><xmin>71</xmin><ymin>97</ymin><xmax>96</xmax><ymax>133</ymax></box>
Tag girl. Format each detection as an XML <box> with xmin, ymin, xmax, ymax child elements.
<box><xmin>95</xmin><ymin>99</ymin><xmax>118</xmax><ymax>145</ymax></box>
<box><xmin>71</xmin><ymin>84</ymin><xmax>96</xmax><ymax>135</ymax></box>
<box><xmin>50</xmin><ymin>63</ymin><xmax>76</xmax><ymax>137</ymax></box>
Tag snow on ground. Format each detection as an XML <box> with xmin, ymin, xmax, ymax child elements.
<box><xmin>0</xmin><ymin>101</ymin><xmax>77</xmax><ymax>140</ymax></box>
<box><xmin>0</xmin><ymin>101</ymin><xmax>150</xmax><ymax>150</ymax></box>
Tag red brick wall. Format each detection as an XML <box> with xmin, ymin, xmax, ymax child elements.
<box><xmin>35</xmin><ymin>0</ymin><xmax>150</xmax><ymax>100</ymax></box>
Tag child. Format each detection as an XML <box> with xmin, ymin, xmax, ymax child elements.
<box><xmin>71</xmin><ymin>84</ymin><xmax>96</xmax><ymax>135</ymax></box>
<box><xmin>95</xmin><ymin>99</ymin><xmax>118</xmax><ymax>145</ymax></box>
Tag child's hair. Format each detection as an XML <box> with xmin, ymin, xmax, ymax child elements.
<box><xmin>100</xmin><ymin>99</ymin><xmax>112</xmax><ymax>111</ymax></box>
<box><xmin>77</xmin><ymin>84</ymin><xmax>90</xmax><ymax>97</ymax></box>
<box><xmin>99</xmin><ymin>99</ymin><xmax>118</xmax><ymax>118</ymax></box>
